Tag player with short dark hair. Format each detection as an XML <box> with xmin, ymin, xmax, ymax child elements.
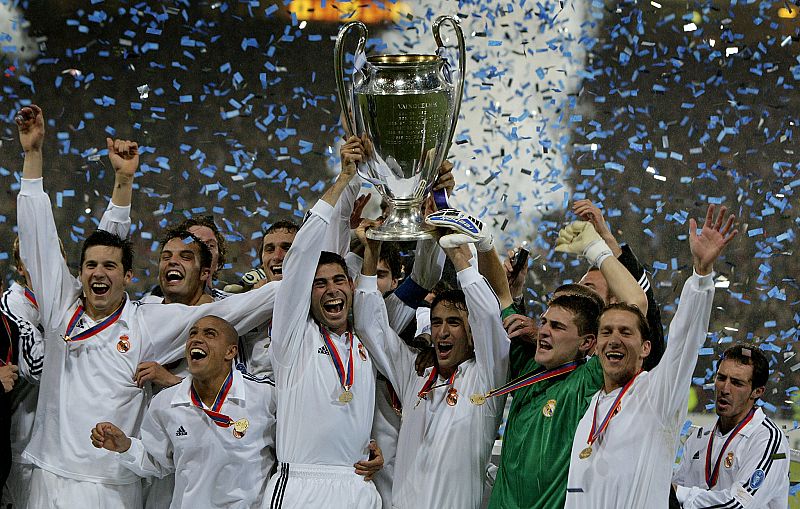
<box><xmin>672</xmin><ymin>344</ymin><xmax>788</xmax><ymax>508</ymax></box>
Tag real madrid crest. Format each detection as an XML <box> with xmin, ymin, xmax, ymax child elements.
<box><xmin>358</xmin><ymin>342</ymin><xmax>368</xmax><ymax>362</ymax></box>
<box><xmin>117</xmin><ymin>335</ymin><xmax>131</xmax><ymax>353</ymax></box>
<box><xmin>446</xmin><ymin>387</ymin><xmax>458</xmax><ymax>406</ymax></box>
<box><xmin>542</xmin><ymin>399</ymin><xmax>557</xmax><ymax>417</ymax></box>
<box><xmin>724</xmin><ymin>452</ymin><xmax>734</xmax><ymax>468</ymax></box>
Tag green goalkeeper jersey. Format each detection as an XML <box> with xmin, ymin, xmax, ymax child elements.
<box><xmin>488</xmin><ymin>342</ymin><xmax>603</xmax><ymax>509</ymax></box>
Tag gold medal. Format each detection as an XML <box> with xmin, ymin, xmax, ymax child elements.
<box><xmin>542</xmin><ymin>399</ymin><xmax>557</xmax><ymax>417</ymax></box>
<box><xmin>579</xmin><ymin>446</ymin><xmax>593</xmax><ymax>460</ymax></box>
<box><xmin>232</xmin><ymin>418</ymin><xmax>249</xmax><ymax>439</ymax></box>
<box><xmin>470</xmin><ymin>393</ymin><xmax>487</xmax><ymax>406</ymax></box>
<box><xmin>724</xmin><ymin>452</ymin><xmax>734</xmax><ymax>468</ymax></box>
<box><xmin>339</xmin><ymin>390</ymin><xmax>354</xmax><ymax>404</ymax></box>
<box><xmin>62</xmin><ymin>335</ymin><xmax>71</xmax><ymax>343</ymax></box>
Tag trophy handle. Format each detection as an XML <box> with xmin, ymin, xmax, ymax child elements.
<box><xmin>334</xmin><ymin>21</ymin><xmax>368</xmax><ymax>138</ymax></box>
<box><xmin>433</xmin><ymin>15</ymin><xmax>466</xmax><ymax>160</ymax></box>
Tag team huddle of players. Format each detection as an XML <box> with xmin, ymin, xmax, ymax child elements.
<box><xmin>0</xmin><ymin>104</ymin><xmax>789</xmax><ymax>509</ymax></box>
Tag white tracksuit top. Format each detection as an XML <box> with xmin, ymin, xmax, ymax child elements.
<box><xmin>17</xmin><ymin>178</ymin><xmax>278</xmax><ymax>484</ymax></box>
<box><xmin>119</xmin><ymin>370</ymin><xmax>277</xmax><ymax>508</ymax></box>
<box><xmin>673</xmin><ymin>407</ymin><xmax>789</xmax><ymax>509</ymax></box>
<box><xmin>354</xmin><ymin>265</ymin><xmax>510</xmax><ymax>509</ymax></box>
<box><xmin>270</xmin><ymin>200</ymin><xmax>376</xmax><ymax>467</ymax></box>
<box><xmin>565</xmin><ymin>271</ymin><xmax>715</xmax><ymax>509</ymax></box>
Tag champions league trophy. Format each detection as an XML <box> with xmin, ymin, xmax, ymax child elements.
<box><xmin>334</xmin><ymin>15</ymin><xmax>465</xmax><ymax>240</ymax></box>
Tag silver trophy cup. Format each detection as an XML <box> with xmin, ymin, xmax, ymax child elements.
<box><xmin>334</xmin><ymin>16</ymin><xmax>465</xmax><ymax>241</ymax></box>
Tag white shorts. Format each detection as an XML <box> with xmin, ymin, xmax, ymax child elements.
<box><xmin>28</xmin><ymin>467</ymin><xmax>142</xmax><ymax>509</ymax></box>
<box><xmin>2</xmin><ymin>461</ymin><xmax>34</xmax><ymax>508</ymax></box>
<box><xmin>264</xmin><ymin>463</ymin><xmax>381</xmax><ymax>509</ymax></box>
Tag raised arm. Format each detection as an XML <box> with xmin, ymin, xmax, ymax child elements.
<box><xmin>445</xmin><ymin>245</ymin><xmax>510</xmax><ymax>387</ymax></box>
<box><xmin>271</xmin><ymin>153</ymin><xmax>359</xmax><ymax>366</ymax></box>
<box><xmin>649</xmin><ymin>205</ymin><xmax>737</xmax><ymax>422</ymax></box>
<box><xmin>322</xmin><ymin>135</ymin><xmax>366</xmax><ymax>258</ymax></box>
<box><xmin>574</xmin><ymin>200</ymin><xmax>665</xmax><ymax>367</ymax></box>
<box><xmin>141</xmin><ymin>280</ymin><xmax>280</xmax><ymax>365</ymax></box>
<box><xmin>555</xmin><ymin>221</ymin><xmax>648</xmax><ymax>313</ymax></box>
<box><xmin>355</xmin><ymin>233</ymin><xmax>416</xmax><ymax>396</ymax></box>
<box><xmin>98</xmin><ymin>138</ymin><xmax>139</xmax><ymax>238</ymax></box>
<box><xmin>15</xmin><ymin>105</ymin><xmax>82</xmax><ymax>330</ymax></box>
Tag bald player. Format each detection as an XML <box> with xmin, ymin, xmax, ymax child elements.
<box><xmin>92</xmin><ymin>315</ymin><xmax>276</xmax><ymax>508</ymax></box>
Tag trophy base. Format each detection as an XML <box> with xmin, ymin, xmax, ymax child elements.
<box><xmin>367</xmin><ymin>202</ymin><xmax>435</xmax><ymax>241</ymax></box>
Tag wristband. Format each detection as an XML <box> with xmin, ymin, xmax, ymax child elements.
<box><xmin>583</xmin><ymin>239</ymin><xmax>613</xmax><ymax>267</ymax></box>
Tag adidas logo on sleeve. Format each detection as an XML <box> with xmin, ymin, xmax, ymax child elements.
<box><xmin>175</xmin><ymin>426</ymin><xmax>188</xmax><ymax>437</ymax></box>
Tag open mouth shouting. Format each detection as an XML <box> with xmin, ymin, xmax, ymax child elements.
<box><xmin>436</xmin><ymin>340</ymin><xmax>454</xmax><ymax>360</ymax></box>
<box><xmin>164</xmin><ymin>269</ymin><xmax>185</xmax><ymax>285</ymax></box>
<box><xmin>90</xmin><ymin>282</ymin><xmax>110</xmax><ymax>296</ymax></box>
<box><xmin>187</xmin><ymin>343</ymin><xmax>209</xmax><ymax>365</ymax></box>
<box><xmin>269</xmin><ymin>264</ymin><xmax>282</xmax><ymax>277</ymax></box>
<box><xmin>603</xmin><ymin>350</ymin><xmax>626</xmax><ymax>365</ymax></box>
<box><xmin>322</xmin><ymin>298</ymin><xmax>345</xmax><ymax>316</ymax></box>
<box><xmin>538</xmin><ymin>338</ymin><xmax>553</xmax><ymax>352</ymax></box>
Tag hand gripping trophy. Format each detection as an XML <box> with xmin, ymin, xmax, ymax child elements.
<box><xmin>334</xmin><ymin>15</ymin><xmax>466</xmax><ymax>240</ymax></box>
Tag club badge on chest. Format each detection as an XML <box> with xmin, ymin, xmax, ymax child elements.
<box><xmin>117</xmin><ymin>335</ymin><xmax>131</xmax><ymax>353</ymax></box>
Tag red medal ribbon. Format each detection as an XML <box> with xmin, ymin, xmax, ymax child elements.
<box><xmin>24</xmin><ymin>288</ymin><xmax>38</xmax><ymax>309</ymax></box>
<box><xmin>704</xmin><ymin>406</ymin><xmax>756</xmax><ymax>488</ymax></box>
<box><xmin>63</xmin><ymin>297</ymin><xmax>126</xmax><ymax>343</ymax></box>
<box><xmin>189</xmin><ymin>370</ymin><xmax>235</xmax><ymax>427</ymax></box>
<box><xmin>320</xmin><ymin>326</ymin><xmax>354</xmax><ymax>392</ymax></box>
<box><xmin>417</xmin><ymin>367</ymin><xmax>457</xmax><ymax>401</ymax></box>
<box><xmin>587</xmin><ymin>371</ymin><xmax>641</xmax><ymax>448</ymax></box>
<box><xmin>386</xmin><ymin>381</ymin><xmax>402</xmax><ymax>413</ymax></box>
<box><xmin>0</xmin><ymin>313</ymin><xmax>14</xmax><ymax>366</ymax></box>
<box><xmin>483</xmin><ymin>360</ymin><xmax>580</xmax><ymax>400</ymax></box>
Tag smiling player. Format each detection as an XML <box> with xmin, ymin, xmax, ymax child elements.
<box><xmin>92</xmin><ymin>315</ymin><xmax>276</xmax><ymax>508</ymax></box>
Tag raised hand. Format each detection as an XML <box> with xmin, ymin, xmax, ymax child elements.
<box><xmin>432</xmin><ymin>160</ymin><xmax>455</xmax><ymax>194</ymax></box>
<box><xmin>689</xmin><ymin>204</ymin><xmax>737</xmax><ymax>276</ymax></box>
<box><xmin>425</xmin><ymin>208</ymin><xmax>493</xmax><ymax>252</ymax></box>
<box><xmin>90</xmin><ymin>422</ymin><xmax>132</xmax><ymax>453</ymax></box>
<box><xmin>554</xmin><ymin>221</ymin><xmax>614</xmax><ymax>268</ymax></box>
<box><xmin>503</xmin><ymin>248</ymin><xmax>529</xmax><ymax>299</ymax></box>
<box><xmin>340</xmin><ymin>135</ymin><xmax>364</xmax><ymax>177</ymax></box>
<box><xmin>15</xmin><ymin>104</ymin><xmax>45</xmax><ymax>153</ymax></box>
<box><xmin>572</xmin><ymin>199</ymin><xmax>621</xmax><ymax>256</ymax></box>
<box><xmin>106</xmin><ymin>138</ymin><xmax>139</xmax><ymax>179</ymax></box>
<box><xmin>349</xmin><ymin>194</ymin><xmax>372</xmax><ymax>230</ymax></box>
<box><xmin>503</xmin><ymin>313</ymin><xmax>538</xmax><ymax>344</ymax></box>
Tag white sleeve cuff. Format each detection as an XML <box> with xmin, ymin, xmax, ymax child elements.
<box><xmin>310</xmin><ymin>200</ymin><xmax>335</xmax><ymax>223</ymax></box>
<box><xmin>692</xmin><ymin>269</ymin><xmax>715</xmax><ymax>289</ymax></box>
<box><xmin>19</xmin><ymin>177</ymin><xmax>44</xmax><ymax>195</ymax></box>
<box><xmin>117</xmin><ymin>437</ymin><xmax>144</xmax><ymax>466</ymax></box>
<box><xmin>105</xmin><ymin>202</ymin><xmax>131</xmax><ymax>222</ymax></box>
<box><xmin>456</xmin><ymin>264</ymin><xmax>482</xmax><ymax>287</ymax></box>
<box><xmin>356</xmin><ymin>274</ymin><xmax>379</xmax><ymax>293</ymax></box>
